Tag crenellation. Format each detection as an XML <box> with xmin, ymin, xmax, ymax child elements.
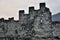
<box><xmin>19</xmin><ymin>10</ymin><xmax>30</xmax><ymax>24</ymax></box>
<box><xmin>0</xmin><ymin>18</ymin><xmax>4</xmax><ymax>22</ymax></box>
<box><xmin>40</xmin><ymin>3</ymin><xmax>46</xmax><ymax>9</ymax></box>
<box><xmin>0</xmin><ymin>3</ymin><xmax>59</xmax><ymax>40</ymax></box>
<box><xmin>19</xmin><ymin>10</ymin><xmax>25</xmax><ymax>20</ymax></box>
<box><xmin>19</xmin><ymin>10</ymin><xmax>24</xmax><ymax>13</ymax></box>
<box><xmin>8</xmin><ymin>17</ymin><xmax>14</xmax><ymax>21</ymax></box>
<box><xmin>29</xmin><ymin>6</ymin><xmax>34</xmax><ymax>12</ymax></box>
<box><xmin>9</xmin><ymin>17</ymin><xmax>14</xmax><ymax>20</ymax></box>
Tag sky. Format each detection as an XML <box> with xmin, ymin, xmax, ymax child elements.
<box><xmin>0</xmin><ymin>0</ymin><xmax>60</xmax><ymax>20</ymax></box>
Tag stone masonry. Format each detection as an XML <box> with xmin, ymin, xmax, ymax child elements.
<box><xmin>0</xmin><ymin>3</ymin><xmax>59</xmax><ymax>40</ymax></box>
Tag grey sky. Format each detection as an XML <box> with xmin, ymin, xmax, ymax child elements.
<box><xmin>0</xmin><ymin>0</ymin><xmax>60</xmax><ymax>20</ymax></box>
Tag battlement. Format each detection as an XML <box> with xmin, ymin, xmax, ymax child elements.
<box><xmin>40</xmin><ymin>3</ymin><xmax>46</xmax><ymax>8</ymax></box>
<box><xmin>0</xmin><ymin>3</ymin><xmax>50</xmax><ymax>23</ymax></box>
<box><xmin>8</xmin><ymin>17</ymin><xmax>14</xmax><ymax>21</ymax></box>
<box><xmin>18</xmin><ymin>3</ymin><xmax>50</xmax><ymax>21</ymax></box>
<box><xmin>19</xmin><ymin>10</ymin><xmax>25</xmax><ymax>16</ymax></box>
<box><xmin>0</xmin><ymin>18</ymin><xmax>4</xmax><ymax>22</ymax></box>
<box><xmin>0</xmin><ymin>17</ymin><xmax>15</xmax><ymax>22</ymax></box>
<box><xmin>19</xmin><ymin>10</ymin><xmax>24</xmax><ymax>13</ymax></box>
<box><xmin>29</xmin><ymin>6</ymin><xmax>34</xmax><ymax>12</ymax></box>
<box><xmin>0</xmin><ymin>3</ymin><xmax>55</xmax><ymax>40</ymax></box>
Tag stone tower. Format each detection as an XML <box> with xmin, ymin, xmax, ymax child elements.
<box><xmin>18</xmin><ymin>3</ymin><xmax>52</xmax><ymax>40</ymax></box>
<box><xmin>0</xmin><ymin>2</ymin><xmax>59</xmax><ymax>40</ymax></box>
<box><xmin>29</xmin><ymin>3</ymin><xmax>52</xmax><ymax>40</ymax></box>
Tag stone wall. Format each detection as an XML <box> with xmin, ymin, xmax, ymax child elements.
<box><xmin>0</xmin><ymin>3</ymin><xmax>59</xmax><ymax>40</ymax></box>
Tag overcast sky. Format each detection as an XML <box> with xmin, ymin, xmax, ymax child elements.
<box><xmin>0</xmin><ymin>0</ymin><xmax>60</xmax><ymax>20</ymax></box>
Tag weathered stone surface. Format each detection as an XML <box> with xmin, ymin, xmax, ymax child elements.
<box><xmin>0</xmin><ymin>3</ymin><xmax>59</xmax><ymax>40</ymax></box>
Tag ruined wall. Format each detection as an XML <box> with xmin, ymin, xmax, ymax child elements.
<box><xmin>0</xmin><ymin>3</ymin><xmax>58</xmax><ymax>40</ymax></box>
<box><xmin>32</xmin><ymin>3</ymin><xmax>52</xmax><ymax>38</ymax></box>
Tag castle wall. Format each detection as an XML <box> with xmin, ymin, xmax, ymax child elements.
<box><xmin>32</xmin><ymin>3</ymin><xmax>52</xmax><ymax>38</ymax></box>
<box><xmin>0</xmin><ymin>3</ymin><xmax>59</xmax><ymax>40</ymax></box>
